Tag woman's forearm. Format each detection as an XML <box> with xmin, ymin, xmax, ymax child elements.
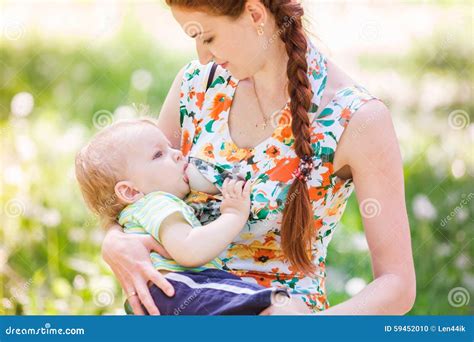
<box><xmin>315</xmin><ymin>274</ymin><xmax>416</xmax><ymax>315</ymax></box>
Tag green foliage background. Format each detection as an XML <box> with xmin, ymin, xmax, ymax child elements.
<box><xmin>0</xmin><ymin>7</ymin><xmax>472</xmax><ymax>315</ymax></box>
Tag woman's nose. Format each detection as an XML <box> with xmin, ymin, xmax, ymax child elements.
<box><xmin>196</xmin><ymin>40</ymin><xmax>213</xmax><ymax>65</ymax></box>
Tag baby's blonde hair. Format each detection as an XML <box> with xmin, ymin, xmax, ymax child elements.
<box><xmin>75</xmin><ymin>117</ymin><xmax>159</xmax><ymax>227</ymax></box>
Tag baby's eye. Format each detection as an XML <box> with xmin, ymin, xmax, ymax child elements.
<box><xmin>203</xmin><ymin>37</ymin><xmax>214</xmax><ymax>45</ymax></box>
<box><xmin>153</xmin><ymin>151</ymin><xmax>163</xmax><ymax>159</ymax></box>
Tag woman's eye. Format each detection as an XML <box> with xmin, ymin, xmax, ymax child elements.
<box><xmin>203</xmin><ymin>37</ymin><xmax>214</xmax><ymax>45</ymax></box>
<box><xmin>153</xmin><ymin>151</ymin><xmax>163</xmax><ymax>159</ymax></box>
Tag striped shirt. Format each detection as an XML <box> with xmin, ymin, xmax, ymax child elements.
<box><xmin>118</xmin><ymin>191</ymin><xmax>223</xmax><ymax>272</ymax></box>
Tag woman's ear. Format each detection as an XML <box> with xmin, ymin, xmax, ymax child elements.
<box><xmin>245</xmin><ymin>0</ymin><xmax>267</xmax><ymax>27</ymax></box>
<box><xmin>114</xmin><ymin>181</ymin><xmax>143</xmax><ymax>204</ymax></box>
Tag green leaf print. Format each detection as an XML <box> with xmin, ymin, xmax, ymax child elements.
<box><xmin>318</xmin><ymin>107</ymin><xmax>333</xmax><ymax>118</ymax></box>
<box><xmin>317</xmin><ymin>75</ymin><xmax>327</xmax><ymax>95</ymax></box>
<box><xmin>210</xmin><ymin>76</ymin><xmax>226</xmax><ymax>88</ymax></box>
<box><xmin>205</xmin><ymin>120</ymin><xmax>216</xmax><ymax>133</ymax></box>
<box><xmin>317</xmin><ymin>120</ymin><xmax>335</xmax><ymax>127</ymax></box>
<box><xmin>321</xmin><ymin>147</ymin><xmax>335</xmax><ymax>163</ymax></box>
<box><xmin>309</xmin><ymin>102</ymin><xmax>319</xmax><ymax>113</ymax></box>
<box><xmin>185</xmin><ymin>68</ymin><xmax>200</xmax><ymax>81</ymax></box>
<box><xmin>179</xmin><ymin>105</ymin><xmax>188</xmax><ymax>127</ymax></box>
<box><xmin>254</xmin><ymin>193</ymin><xmax>267</xmax><ymax>202</ymax></box>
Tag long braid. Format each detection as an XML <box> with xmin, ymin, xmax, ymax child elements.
<box><xmin>263</xmin><ymin>0</ymin><xmax>316</xmax><ymax>275</ymax></box>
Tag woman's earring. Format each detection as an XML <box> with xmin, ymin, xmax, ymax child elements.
<box><xmin>257</xmin><ymin>23</ymin><xmax>265</xmax><ymax>36</ymax></box>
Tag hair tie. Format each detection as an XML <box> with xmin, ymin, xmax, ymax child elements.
<box><xmin>293</xmin><ymin>154</ymin><xmax>313</xmax><ymax>182</ymax></box>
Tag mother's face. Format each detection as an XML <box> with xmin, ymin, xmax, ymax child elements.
<box><xmin>171</xmin><ymin>6</ymin><xmax>266</xmax><ymax>80</ymax></box>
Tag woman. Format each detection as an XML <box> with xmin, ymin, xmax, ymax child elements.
<box><xmin>102</xmin><ymin>0</ymin><xmax>416</xmax><ymax>315</ymax></box>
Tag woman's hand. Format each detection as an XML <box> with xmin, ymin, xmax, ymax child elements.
<box><xmin>101</xmin><ymin>224</ymin><xmax>175</xmax><ymax>315</ymax></box>
<box><xmin>259</xmin><ymin>295</ymin><xmax>312</xmax><ymax>315</ymax></box>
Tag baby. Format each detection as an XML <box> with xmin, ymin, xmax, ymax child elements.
<box><xmin>75</xmin><ymin>117</ymin><xmax>294</xmax><ymax>315</ymax></box>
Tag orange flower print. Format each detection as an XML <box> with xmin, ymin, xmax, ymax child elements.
<box><xmin>265</xmin><ymin>145</ymin><xmax>280</xmax><ymax>158</ymax></box>
<box><xmin>195</xmin><ymin>92</ymin><xmax>205</xmax><ymax>110</ymax></box>
<box><xmin>181</xmin><ymin>129</ymin><xmax>192</xmax><ymax>157</ymax></box>
<box><xmin>275</xmin><ymin>125</ymin><xmax>293</xmax><ymax>145</ymax></box>
<box><xmin>311</xmin><ymin>132</ymin><xmax>324</xmax><ymax>143</ymax></box>
<box><xmin>320</xmin><ymin>162</ymin><xmax>334</xmax><ymax>187</ymax></box>
<box><xmin>253</xmin><ymin>249</ymin><xmax>276</xmax><ymax>264</ymax></box>
<box><xmin>209</xmin><ymin>93</ymin><xmax>232</xmax><ymax>121</ymax></box>
<box><xmin>308</xmin><ymin>186</ymin><xmax>327</xmax><ymax>202</ymax></box>
<box><xmin>266</xmin><ymin>157</ymin><xmax>300</xmax><ymax>182</ymax></box>
<box><xmin>193</xmin><ymin>118</ymin><xmax>202</xmax><ymax>137</ymax></box>
<box><xmin>203</xmin><ymin>143</ymin><xmax>215</xmax><ymax>159</ymax></box>
<box><xmin>340</xmin><ymin>107</ymin><xmax>352</xmax><ymax>127</ymax></box>
<box><xmin>219</xmin><ymin>142</ymin><xmax>251</xmax><ymax>162</ymax></box>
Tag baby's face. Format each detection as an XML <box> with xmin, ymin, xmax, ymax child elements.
<box><xmin>124</xmin><ymin>124</ymin><xmax>190</xmax><ymax>198</ymax></box>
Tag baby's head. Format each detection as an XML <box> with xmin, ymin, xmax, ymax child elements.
<box><xmin>75</xmin><ymin>118</ymin><xmax>190</xmax><ymax>226</ymax></box>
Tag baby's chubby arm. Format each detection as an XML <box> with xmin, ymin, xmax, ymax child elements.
<box><xmin>158</xmin><ymin>179</ymin><xmax>252</xmax><ymax>268</ymax></box>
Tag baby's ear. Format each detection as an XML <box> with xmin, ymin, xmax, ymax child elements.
<box><xmin>114</xmin><ymin>181</ymin><xmax>143</xmax><ymax>204</ymax></box>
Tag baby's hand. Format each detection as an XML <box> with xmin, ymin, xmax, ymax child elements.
<box><xmin>220</xmin><ymin>178</ymin><xmax>252</xmax><ymax>218</ymax></box>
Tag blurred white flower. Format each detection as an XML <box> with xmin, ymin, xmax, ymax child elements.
<box><xmin>350</xmin><ymin>233</ymin><xmax>369</xmax><ymax>252</ymax></box>
<box><xmin>131</xmin><ymin>69</ymin><xmax>153</xmax><ymax>91</ymax></box>
<box><xmin>4</xmin><ymin>165</ymin><xmax>25</xmax><ymax>185</ymax></box>
<box><xmin>114</xmin><ymin>105</ymin><xmax>137</xmax><ymax>120</ymax></box>
<box><xmin>57</xmin><ymin>125</ymin><xmax>86</xmax><ymax>154</ymax></box>
<box><xmin>435</xmin><ymin>243</ymin><xmax>451</xmax><ymax>257</ymax></box>
<box><xmin>69</xmin><ymin>227</ymin><xmax>86</xmax><ymax>242</ymax></box>
<box><xmin>11</xmin><ymin>92</ymin><xmax>34</xmax><ymax>117</ymax></box>
<box><xmin>455</xmin><ymin>254</ymin><xmax>470</xmax><ymax>270</ymax></box>
<box><xmin>67</xmin><ymin>257</ymin><xmax>100</xmax><ymax>275</ymax></box>
<box><xmin>53</xmin><ymin>299</ymin><xmax>69</xmax><ymax>313</ymax></box>
<box><xmin>451</xmin><ymin>159</ymin><xmax>466</xmax><ymax>178</ymax></box>
<box><xmin>345</xmin><ymin>277</ymin><xmax>366</xmax><ymax>296</ymax></box>
<box><xmin>40</xmin><ymin>208</ymin><xmax>61</xmax><ymax>227</ymax></box>
<box><xmin>455</xmin><ymin>207</ymin><xmax>468</xmax><ymax>223</ymax></box>
<box><xmin>412</xmin><ymin>194</ymin><xmax>437</xmax><ymax>221</ymax></box>
<box><xmin>14</xmin><ymin>134</ymin><xmax>37</xmax><ymax>161</ymax></box>
<box><xmin>73</xmin><ymin>275</ymin><xmax>86</xmax><ymax>290</ymax></box>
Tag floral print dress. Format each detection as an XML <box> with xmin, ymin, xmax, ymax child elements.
<box><xmin>179</xmin><ymin>39</ymin><xmax>377</xmax><ymax>312</ymax></box>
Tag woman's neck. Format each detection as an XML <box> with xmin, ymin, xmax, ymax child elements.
<box><xmin>252</xmin><ymin>40</ymin><xmax>290</xmax><ymax>102</ymax></box>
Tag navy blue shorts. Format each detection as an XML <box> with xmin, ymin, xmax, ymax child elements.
<box><xmin>125</xmin><ymin>269</ymin><xmax>290</xmax><ymax>315</ymax></box>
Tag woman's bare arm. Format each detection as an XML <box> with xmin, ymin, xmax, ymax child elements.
<box><xmin>157</xmin><ymin>65</ymin><xmax>186</xmax><ymax>148</ymax></box>
<box><xmin>262</xmin><ymin>101</ymin><xmax>416</xmax><ymax>315</ymax></box>
<box><xmin>319</xmin><ymin>100</ymin><xmax>416</xmax><ymax>315</ymax></box>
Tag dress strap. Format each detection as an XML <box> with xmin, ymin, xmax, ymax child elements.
<box><xmin>206</xmin><ymin>63</ymin><xmax>218</xmax><ymax>92</ymax></box>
